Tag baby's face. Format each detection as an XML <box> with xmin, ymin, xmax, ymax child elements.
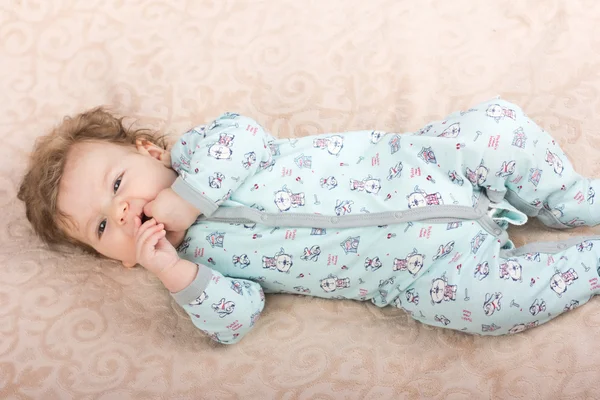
<box><xmin>57</xmin><ymin>140</ymin><xmax>177</xmax><ymax>267</ymax></box>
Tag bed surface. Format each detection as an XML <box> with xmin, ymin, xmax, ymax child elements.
<box><xmin>2</xmin><ymin>1</ymin><xmax>600</xmax><ymax>398</ymax></box>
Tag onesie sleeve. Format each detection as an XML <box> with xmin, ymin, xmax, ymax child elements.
<box><xmin>170</xmin><ymin>112</ymin><xmax>276</xmax><ymax>217</ymax></box>
<box><xmin>171</xmin><ymin>265</ymin><xmax>265</xmax><ymax>345</ymax></box>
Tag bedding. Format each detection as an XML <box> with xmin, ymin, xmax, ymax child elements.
<box><xmin>2</xmin><ymin>0</ymin><xmax>599</xmax><ymax>398</ymax></box>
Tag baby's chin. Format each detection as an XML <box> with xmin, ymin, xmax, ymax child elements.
<box><xmin>121</xmin><ymin>258</ymin><xmax>137</xmax><ymax>268</ymax></box>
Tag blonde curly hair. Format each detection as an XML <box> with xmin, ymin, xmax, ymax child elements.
<box><xmin>18</xmin><ymin>107</ymin><xmax>169</xmax><ymax>254</ymax></box>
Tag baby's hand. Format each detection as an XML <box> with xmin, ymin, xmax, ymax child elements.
<box><xmin>134</xmin><ymin>217</ymin><xmax>179</xmax><ymax>277</ymax></box>
<box><xmin>144</xmin><ymin>188</ymin><xmax>200</xmax><ymax>232</ymax></box>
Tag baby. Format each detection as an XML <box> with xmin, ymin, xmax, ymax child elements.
<box><xmin>18</xmin><ymin>98</ymin><xmax>600</xmax><ymax>344</ymax></box>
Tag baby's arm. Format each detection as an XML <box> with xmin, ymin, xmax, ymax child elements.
<box><xmin>170</xmin><ymin>113</ymin><xmax>276</xmax><ymax>217</ymax></box>
<box><xmin>170</xmin><ymin>264</ymin><xmax>265</xmax><ymax>345</ymax></box>
<box><xmin>134</xmin><ymin>217</ymin><xmax>264</xmax><ymax>345</ymax></box>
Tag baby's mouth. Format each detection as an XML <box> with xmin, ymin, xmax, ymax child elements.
<box><xmin>141</xmin><ymin>213</ymin><xmax>151</xmax><ymax>224</ymax></box>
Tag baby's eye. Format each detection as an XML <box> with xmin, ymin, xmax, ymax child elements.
<box><xmin>98</xmin><ymin>219</ymin><xmax>107</xmax><ymax>238</ymax></box>
<box><xmin>113</xmin><ymin>175</ymin><xmax>123</xmax><ymax>193</ymax></box>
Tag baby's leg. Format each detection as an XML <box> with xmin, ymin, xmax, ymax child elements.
<box><xmin>395</xmin><ymin>236</ymin><xmax>600</xmax><ymax>335</ymax></box>
<box><xmin>436</xmin><ymin>99</ymin><xmax>600</xmax><ymax>228</ymax></box>
<box><xmin>496</xmin><ymin>102</ymin><xmax>599</xmax><ymax>228</ymax></box>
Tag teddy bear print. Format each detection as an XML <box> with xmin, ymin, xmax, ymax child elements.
<box><xmin>274</xmin><ymin>185</ymin><xmax>305</xmax><ymax>211</ymax></box>
<box><xmin>393</xmin><ymin>248</ymin><xmax>426</xmax><ymax>276</ymax></box>
<box><xmin>486</xmin><ymin>104</ymin><xmax>516</xmax><ymax>122</ymax></box>
<box><xmin>466</xmin><ymin>160</ymin><xmax>489</xmax><ymax>186</ymax></box>
<box><xmin>320</xmin><ymin>274</ymin><xmax>351</xmax><ymax>293</ymax></box>
<box><xmin>313</xmin><ymin>135</ymin><xmax>344</xmax><ymax>156</ymax></box>
<box><xmin>349</xmin><ymin>175</ymin><xmax>381</xmax><ymax>194</ymax></box>
<box><xmin>207</xmin><ymin>133</ymin><xmax>235</xmax><ymax>160</ymax></box>
<box><xmin>550</xmin><ymin>268</ymin><xmax>578</xmax><ymax>297</ymax></box>
<box><xmin>499</xmin><ymin>259</ymin><xmax>523</xmax><ymax>282</ymax></box>
<box><xmin>262</xmin><ymin>248</ymin><xmax>293</xmax><ymax>273</ymax></box>
<box><xmin>430</xmin><ymin>275</ymin><xmax>457</xmax><ymax>304</ymax></box>
<box><xmin>407</xmin><ymin>185</ymin><xmax>444</xmax><ymax>208</ymax></box>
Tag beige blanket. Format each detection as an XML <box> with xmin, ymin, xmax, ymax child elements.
<box><xmin>2</xmin><ymin>1</ymin><xmax>600</xmax><ymax>398</ymax></box>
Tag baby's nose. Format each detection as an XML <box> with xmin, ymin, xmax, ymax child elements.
<box><xmin>116</xmin><ymin>202</ymin><xmax>129</xmax><ymax>224</ymax></box>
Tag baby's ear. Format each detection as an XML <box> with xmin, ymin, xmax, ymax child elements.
<box><xmin>160</xmin><ymin>151</ymin><xmax>172</xmax><ymax>168</ymax></box>
<box><xmin>136</xmin><ymin>138</ymin><xmax>166</xmax><ymax>161</ymax></box>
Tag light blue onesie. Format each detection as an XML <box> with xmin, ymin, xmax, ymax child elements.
<box><xmin>167</xmin><ymin>99</ymin><xmax>600</xmax><ymax>344</ymax></box>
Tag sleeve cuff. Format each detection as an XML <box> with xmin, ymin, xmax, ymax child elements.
<box><xmin>170</xmin><ymin>264</ymin><xmax>213</xmax><ymax>305</ymax></box>
<box><xmin>171</xmin><ymin>177</ymin><xmax>219</xmax><ymax>217</ymax></box>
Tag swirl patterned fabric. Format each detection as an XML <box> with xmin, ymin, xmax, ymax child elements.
<box><xmin>2</xmin><ymin>0</ymin><xmax>600</xmax><ymax>398</ymax></box>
